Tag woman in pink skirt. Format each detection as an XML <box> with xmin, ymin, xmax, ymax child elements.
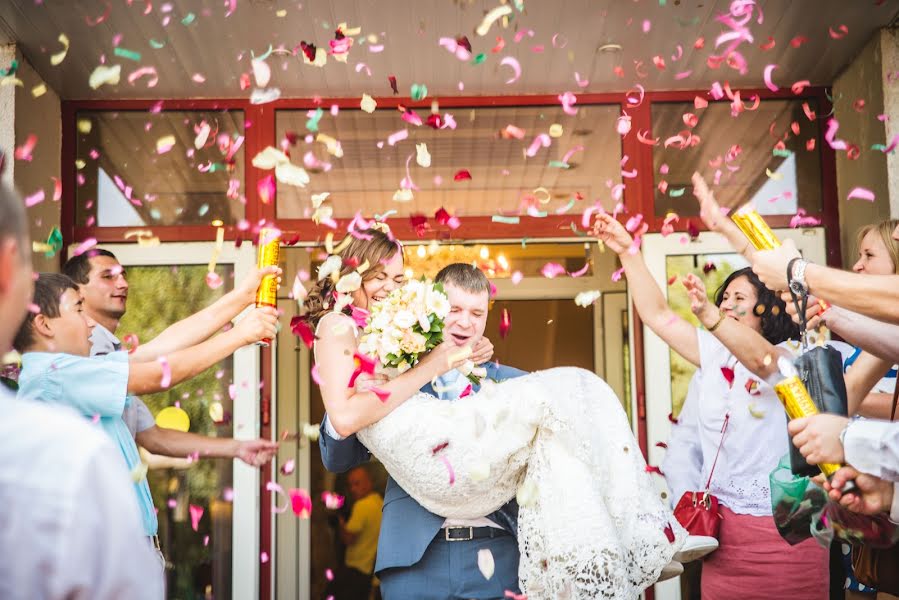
<box><xmin>595</xmin><ymin>210</ymin><xmax>832</xmax><ymax>600</ymax></box>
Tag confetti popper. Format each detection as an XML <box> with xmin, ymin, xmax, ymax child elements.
<box><xmin>772</xmin><ymin>358</ymin><xmax>856</xmax><ymax>493</ymax></box>
<box><xmin>731</xmin><ymin>205</ymin><xmax>830</xmax><ymax>311</ymax></box>
<box><xmin>255</xmin><ymin>227</ymin><xmax>281</xmax><ymax>346</ymax></box>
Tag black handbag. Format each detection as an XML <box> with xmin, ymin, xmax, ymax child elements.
<box><xmin>787</xmin><ymin>263</ymin><xmax>850</xmax><ymax>477</ymax></box>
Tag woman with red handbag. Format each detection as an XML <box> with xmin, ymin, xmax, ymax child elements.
<box><xmin>595</xmin><ymin>212</ymin><xmax>832</xmax><ymax>600</ymax></box>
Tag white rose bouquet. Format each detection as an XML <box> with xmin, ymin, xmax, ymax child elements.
<box><xmin>357</xmin><ymin>278</ymin><xmax>451</xmax><ymax>376</ymax></box>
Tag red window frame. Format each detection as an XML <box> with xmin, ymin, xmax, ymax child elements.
<box><xmin>61</xmin><ymin>88</ymin><xmax>840</xmax><ymax>600</ymax></box>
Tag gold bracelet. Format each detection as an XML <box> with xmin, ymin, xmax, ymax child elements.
<box><xmin>707</xmin><ymin>313</ymin><xmax>726</xmax><ymax>332</ymax></box>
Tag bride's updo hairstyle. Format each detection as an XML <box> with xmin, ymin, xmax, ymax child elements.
<box><xmin>302</xmin><ymin>227</ymin><xmax>401</xmax><ymax>327</ymax></box>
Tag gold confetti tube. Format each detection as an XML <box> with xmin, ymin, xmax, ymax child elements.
<box><xmin>731</xmin><ymin>207</ymin><xmax>782</xmax><ymax>251</ymax></box>
<box><xmin>773</xmin><ymin>376</ymin><xmax>844</xmax><ymax>479</ymax></box>
<box><xmin>255</xmin><ymin>228</ymin><xmax>281</xmax><ymax>346</ymax></box>
<box><xmin>255</xmin><ymin>228</ymin><xmax>281</xmax><ymax>308</ymax></box>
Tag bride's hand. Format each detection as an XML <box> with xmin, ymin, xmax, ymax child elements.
<box><xmin>470</xmin><ymin>336</ymin><xmax>494</xmax><ymax>365</ymax></box>
<box><xmin>418</xmin><ymin>341</ymin><xmax>471</xmax><ymax>376</ymax></box>
<box><xmin>592</xmin><ymin>213</ymin><xmax>633</xmax><ymax>255</ymax></box>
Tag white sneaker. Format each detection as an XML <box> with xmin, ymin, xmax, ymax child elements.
<box><xmin>673</xmin><ymin>535</ymin><xmax>718</xmax><ymax>563</ymax></box>
<box><xmin>657</xmin><ymin>560</ymin><xmax>684</xmax><ymax>582</ymax></box>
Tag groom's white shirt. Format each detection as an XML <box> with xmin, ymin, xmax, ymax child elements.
<box><xmin>323</xmin><ymin>369</ymin><xmax>501</xmax><ymax>530</ymax></box>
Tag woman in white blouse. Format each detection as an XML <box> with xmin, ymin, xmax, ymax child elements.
<box><xmin>595</xmin><ymin>212</ymin><xmax>827</xmax><ymax>600</ymax></box>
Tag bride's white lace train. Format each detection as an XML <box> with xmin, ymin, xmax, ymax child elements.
<box><xmin>357</xmin><ymin>367</ymin><xmax>686</xmax><ymax>599</ymax></box>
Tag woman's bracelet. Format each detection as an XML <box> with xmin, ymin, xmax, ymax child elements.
<box><xmin>707</xmin><ymin>312</ymin><xmax>726</xmax><ymax>332</ymax></box>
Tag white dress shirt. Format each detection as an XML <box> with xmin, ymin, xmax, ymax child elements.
<box><xmin>841</xmin><ymin>418</ymin><xmax>899</xmax><ymax>522</ymax></box>
<box><xmin>0</xmin><ymin>388</ymin><xmax>161</xmax><ymax>599</ymax></box>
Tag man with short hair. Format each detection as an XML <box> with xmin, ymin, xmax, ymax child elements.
<box><xmin>0</xmin><ymin>182</ymin><xmax>158</xmax><ymax>599</ymax></box>
<box><xmin>330</xmin><ymin>465</ymin><xmax>384</xmax><ymax>600</ymax></box>
<box><xmin>320</xmin><ymin>263</ymin><xmax>527</xmax><ymax>599</ymax></box>
<box><xmin>63</xmin><ymin>250</ymin><xmax>279</xmax><ymax>466</ymax></box>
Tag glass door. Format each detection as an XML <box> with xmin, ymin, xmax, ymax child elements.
<box><xmin>639</xmin><ymin>228</ymin><xmax>828</xmax><ymax>600</ymax></box>
<box><xmin>97</xmin><ymin>241</ymin><xmax>260</xmax><ymax>600</ymax></box>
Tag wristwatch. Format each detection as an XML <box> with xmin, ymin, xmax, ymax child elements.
<box><xmin>789</xmin><ymin>258</ymin><xmax>809</xmax><ymax>295</ymax></box>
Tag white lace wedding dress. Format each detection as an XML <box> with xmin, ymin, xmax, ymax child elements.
<box><xmin>319</xmin><ymin>316</ymin><xmax>686</xmax><ymax>599</ymax></box>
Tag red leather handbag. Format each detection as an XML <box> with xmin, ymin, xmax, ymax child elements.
<box><xmin>673</xmin><ymin>413</ymin><xmax>728</xmax><ymax>539</ymax></box>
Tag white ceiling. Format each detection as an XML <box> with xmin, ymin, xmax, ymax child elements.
<box><xmin>1</xmin><ymin>0</ymin><xmax>897</xmax><ymax>100</ymax></box>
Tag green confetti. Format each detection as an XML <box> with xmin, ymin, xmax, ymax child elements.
<box><xmin>149</xmin><ymin>39</ymin><xmax>165</xmax><ymax>49</ymax></box>
<box><xmin>569</xmin><ymin>222</ymin><xmax>588</xmax><ymax>237</ymax></box>
<box><xmin>659</xmin><ymin>0</ymin><xmax>667</xmax><ymax>4</ymax></box>
<box><xmin>150</xmin><ymin>208</ymin><xmax>162</xmax><ymax>221</ymax></box>
<box><xmin>306</xmin><ymin>107</ymin><xmax>324</xmax><ymax>132</ymax></box>
<box><xmin>0</xmin><ymin>59</ymin><xmax>18</xmax><ymax>77</ymax></box>
<box><xmin>872</xmin><ymin>144</ymin><xmax>887</xmax><ymax>152</ymax></box>
<box><xmin>773</xmin><ymin>148</ymin><xmax>794</xmax><ymax>158</ymax></box>
<box><xmin>410</xmin><ymin>83</ymin><xmax>428</xmax><ymax>101</ymax></box>
<box><xmin>114</xmin><ymin>47</ymin><xmax>142</xmax><ymax>62</ymax></box>
<box><xmin>252</xmin><ymin>44</ymin><xmax>274</xmax><ymax>61</ymax></box>
<box><xmin>45</xmin><ymin>227</ymin><xmax>63</xmax><ymax>258</ymax></box>
<box><xmin>198</xmin><ymin>203</ymin><xmax>209</xmax><ymax>216</ymax></box>
<box><xmin>492</xmin><ymin>215</ymin><xmax>520</xmax><ymax>224</ymax></box>
<box><xmin>530</xmin><ymin>210</ymin><xmax>548</xmax><ymax>218</ymax></box>
<box><xmin>181</xmin><ymin>12</ymin><xmax>196</xmax><ymax>25</ymax></box>
<box><xmin>548</xmin><ymin>160</ymin><xmax>570</xmax><ymax>169</ymax></box>
<box><xmin>669</xmin><ymin>187</ymin><xmax>686</xmax><ymax>197</ymax></box>
<box><xmin>472</xmin><ymin>53</ymin><xmax>486</xmax><ymax>65</ymax></box>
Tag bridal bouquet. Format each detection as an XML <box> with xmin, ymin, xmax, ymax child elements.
<box><xmin>357</xmin><ymin>279</ymin><xmax>485</xmax><ymax>384</ymax></box>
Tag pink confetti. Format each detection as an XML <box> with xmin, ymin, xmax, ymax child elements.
<box><xmin>322</xmin><ymin>491</ymin><xmax>346</xmax><ymax>509</ymax></box>
<box><xmin>611</xmin><ymin>267</ymin><xmax>625</xmax><ymax>282</ymax></box>
<box><xmin>203</xmin><ymin>535</ymin><xmax>209</xmax><ymax>547</ymax></box>
<box><xmin>824</xmin><ymin>118</ymin><xmax>847</xmax><ymax>151</ymax></box>
<box><xmin>24</xmin><ymin>189</ymin><xmax>45</xmax><ymax>207</ymax></box>
<box><xmin>51</xmin><ymin>177</ymin><xmax>62</xmax><ymax>201</ymax></box>
<box><xmin>829</xmin><ymin>24</ymin><xmax>849</xmax><ymax>39</ymax></box>
<box><xmin>189</xmin><ymin>504</ymin><xmax>204</xmax><ymax>531</ymax></box>
<box><xmin>642</xmin><ymin>19</ymin><xmax>651</xmax><ymax>33</ymax></box>
<box><xmin>439</xmin><ymin>455</ymin><xmax>455</xmax><ymax>485</ymax></box>
<box><xmin>511</xmin><ymin>271</ymin><xmax>523</xmax><ymax>285</ymax></box>
<box><xmin>574</xmin><ymin>72</ymin><xmax>589</xmax><ymax>88</ymax></box>
<box><xmin>158</xmin><ymin>356</ymin><xmax>172</xmax><ymax>388</ymax></box>
<box><xmin>763</xmin><ymin>64</ymin><xmax>779</xmax><ymax>92</ymax></box>
<box><xmin>541</xmin><ymin>262</ymin><xmax>567</xmax><ymax>278</ymax></box>
<box><xmin>626</xmin><ymin>84</ymin><xmax>645</xmax><ymax>107</ymax></box>
<box><xmin>500</xmin><ymin>56</ymin><xmax>521</xmax><ymax>84</ymax></box>
<box><xmin>558</xmin><ymin>91</ymin><xmax>578</xmax><ymax>116</ymax></box>
<box><xmin>128</xmin><ymin>66</ymin><xmax>159</xmax><ymax>87</ymax></box>
<box><xmin>387</xmin><ymin>129</ymin><xmax>408</xmax><ymax>146</ymax></box>
<box><xmin>261</xmin><ymin>552</ymin><xmax>269</xmax><ymax>564</ymax></box>
<box><xmin>617</xmin><ymin>115</ymin><xmax>632</xmax><ymax>136</ymax></box>
<box><xmin>280</xmin><ymin>459</ymin><xmax>295</xmax><ymax>476</ymax></box>
<box><xmin>847</xmin><ymin>187</ymin><xmax>875</xmax><ymax>202</ymax></box>
<box><xmin>205</xmin><ymin>271</ymin><xmax>223</xmax><ymax>289</ymax></box>
<box><xmin>289</xmin><ymin>488</ymin><xmax>313</xmax><ymax>518</ymax></box>
<box><xmin>791</xmin><ymin>80</ymin><xmax>811</xmax><ymax>95</ymax></box>
<box><xmin>14</xmin><ymin>134</ymin><xmax>37</xmax><ymax>161</ymax></box>
<box><xmin>789</xmin><ymin>208</ymin><xmax>821</xmax><ymax>228</ymax></box>
<box><xmin>266</xmin><ymin>481</ymin><xmax>290</xmax><ymax>513</ymax></box>
<box><xmin>71</xmin><ymin>238</ymin><xmax>98</xmax><ymax>257</ymax></box>
<box><xmin>325</xmin><ymin>568</ymin><xmax>334</xmax><ymax>581</ymax></box>
<box><xmin>526</xmin><ymin>133</ymin><xmax>551</xmax><ymax>157</ymax></box>
<box><xmin>191</xmin><ymin>73</ymin><xmax>206</xmax><ymax>83</ymax></box>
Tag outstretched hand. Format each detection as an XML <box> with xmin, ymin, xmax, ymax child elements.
<box><xmin>682</xmin><ymin>273</ymin><xmax>719</xmax><ymax>327</ymax></box>
<box><xmin>592</xmin><ymin>213</ymin><xmax>633</xmax><ymax>255</ymax></box>
<box><xmin>235</xmin><ymin>438</ymin><xmax>280</xmax><ymax>467</ymax></box>
<box><xmin>691</xmin><ymin>172</ymin><xmax>725</xmax><ymax>232</ymax></box>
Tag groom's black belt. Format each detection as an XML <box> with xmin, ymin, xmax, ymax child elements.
<box><xmin>440</xmin><ymin>526</ymin><xmax>508</xmax><ymax>542</ymax></box>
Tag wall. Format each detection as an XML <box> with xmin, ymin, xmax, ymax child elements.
<box><xmin>833</xmin><ymin>32</ymin><xmax>890</xmax><ymax>267</ymax></box>
<box><xmin>14</xmin><ymin>49</ymin><xmax>60</xmax><ymax>273</ymax></box>
<box><xmin>883</xmin><ymin>28</ymin><xmax>899</xmax><ymax>218</ymax></box>
<box><xmin>0</xmin><ymin>44</ymin><xmax>15</xmax><ymax>187</ymax></box>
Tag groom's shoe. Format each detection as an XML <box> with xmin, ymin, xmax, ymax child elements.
<box><xmin>673</xmin><ymin>535</ymin><xmax>718</xmax><ymax>563</ymax></box>
<box><xmin>657</xmin><ymin>560</ymin><xmax>684</xmax><ymax>583</ymax></box>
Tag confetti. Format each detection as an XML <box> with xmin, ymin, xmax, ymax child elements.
<box><xmin>156</xmin><ymin>135</ymin><xmax>176</xmax><ymax>154</ymax></box>
<box><xmin>267</xmin><ymin>481</ymin><xmax>290</xmax><ymax>513</ymax></box>
<box><xmin>478</xmin><ymin>549</ymin><xmax>495</xmax><ymax>580</ymax></box>
<box><xmin>558</xmin><ymin>91</ymin><xmax>578</xmax><ymax>116</ymax></box>
<box><xmin>127</xmin><ymin>66</ymin><xmax>159</xmax><ymax>87</ymax></box>
<box><xmin>763</xmin><ymin>64</ymin><xmax>779</xmax><ymax>92</ymax></box>
<box><xmin>89</xmin><ymin>64</ymin><xmax>121</xmax><ymax>89</ymax></box>
<box><xmin>439</xmin><ymin>455</ymin><xmax>455</xmax><ymax>485</ymax></box>
<box><xmin>113</xmin><ymin>47</ymin><xmax>142</xmax><ymax>62</ymax></box>
<box><xmin>158</xmin><ymin>356</ymin><xmax>172</xmax><ymax>388</ymax></box>
<box><xmin>476</xmin><ymin>4</ymin><xmax>513</xmax><ymax>36</ymax></box>
<box><xmin>261</xmin><ymin>552</ymin><xmax>269</xmax><ymax>564</ymax></box>
<box><xmin>847</xmin><ymin>187</ymin><xmax>875</xmax><ymax>202</ymax></box>
<box><xmin>453</xmin><ymin>169</ymin><xmax>472</xmax><ymax>181</ymax></box>
<box><xmin>14</xmin><ymin>134</ymin><xmax>37</xmax><ymax>161</ymax></box>
<box><xmin>50</xmin><ymin>34</ymin><xmax>70</xmax><ymax>66</ymax></box>
<box><xmin>322</xmin><ymin>491</ymin><xmax>346</xmax><ymax>509</ymax></box>
<box><xmin>388</xmin><ymin>75</ymin><xmax>398</xmax><ymax>94</ymax></box>
<box><xmin>410</xmin><ymin>83</ymin><xmax>428</xmax><ymax>101</ymax></box>
<box><xmin>387</xmin><ymin>129</ymin><xmax>408</xmax><ymax>146</ymax></box>
<box><xmin>720</xmin><ymin>366</ymin><xmax>735</xmax><ymax>388</ymax></box>
<box><xmin>24</xmin><ymin>190</ymin><xmax>44</xmax><ymax>207</ymax></box>
<box><xmin>289</xmin><ymin>488</ymin><xmax>313</xmax><ymax>518</ymax></box>
<box><xmin>499</xmin><ymin>308</ymin><xmax>511</xmax><ymax>338</ymax></box>
<box><xmin>500</xmin><ymin>56</ymin><xmax>521</xmax><ymax>84</ymax></box>
<box><xmin>574</xmin><ymin>290</ymin><xmax>601</xmax><ymax>307</ymax></box>
<box><xmin>360</xmin><ymin>93</ymin><xmax>377</xmax><ymax>113</ymax></box>
<box><xmin>189</xmin><ymin>504</ymin><xmax>204</xmax><ymax>531</ymax></box>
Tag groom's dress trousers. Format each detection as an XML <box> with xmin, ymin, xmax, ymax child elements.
<box><xmin>319</xmin><ymin>361</ymin><xmax>527</xmax><ymax>600</ymax></box>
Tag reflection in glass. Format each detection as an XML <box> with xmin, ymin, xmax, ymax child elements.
<box><xmin>118</xmin><ymin>263</ymin><xmax>235</xmax><ymax>600</ymax></box>
<box><xmin>664</xmin><ymin>253</ymin><xmax>747</xmax><ymax>416</ymax></box>
<box><xmin>75</xmin><ymin>111</ymin><xmax>245</xmax><ymax>226</ymax></box>
<box><xmin>275</xmin><ymin>105</ymin><xmax>622</xmax><ymax>220</ymax></box>
<box><xmin>652</xmin><ymin>100</ymin><xmax>822</xmax><ymax>217</ymax></box>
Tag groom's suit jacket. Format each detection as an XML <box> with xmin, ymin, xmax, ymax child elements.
<box><xmin>319</xmin><ymin>360</ymin><xmax>527</xmax><ymax>574</ymax></box>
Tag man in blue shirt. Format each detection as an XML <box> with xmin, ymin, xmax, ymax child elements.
<box><xmin>13</xmin><ymin>273</ymin><xmax>278</xmax><ymax>550</ymax></box>
<box><xmin>320</xmin><ymin>263</ymin><xmax>527</xmax><ymax>599</ymax></box>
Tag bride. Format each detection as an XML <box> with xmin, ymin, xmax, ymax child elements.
<box><xmin>306</xmin><ymin>227</ymin><xmax>686</xmax><ymax>599</ymax></box>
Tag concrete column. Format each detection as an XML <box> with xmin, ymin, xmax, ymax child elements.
<box><xmin>832</xmin><ymin>29</ymin><xmax>899</xmax><ymax>267</ymax></box>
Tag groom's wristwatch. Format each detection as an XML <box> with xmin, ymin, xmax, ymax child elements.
<box><xmin>789</xmin><ymin>258</ymin><xmax>809</xmax><ymax>295</ymax></box>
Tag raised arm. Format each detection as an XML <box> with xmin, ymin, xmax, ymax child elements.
<box><xmin>752</xmin><ymin>240</ymin><xmax>899</xmax><ymax>325</ymax></box>
<box><xmin>691</xmin><ymin>171</ymin><xmax>756</xmax><ymax>260</ymax></box>
<box><xmin>315</xmin><ymin>314</ymin><xmax>470</xmax><ymax>437</ymax></box>
<box><xmin>820</xmin><ymin>305</ymin><xmax>899</xmax><ymax>363</ymax></box>
<box><xmin>593</xmin><ymin>213</ymin><xmax>701</xmax><ymax>366</ymax></box>
<box><xmin>844</xmin><ymin>350</ymin><xmax>893</xmax><ymax>415</ymax></box>
<box><xmin>131</xmin><ymin>266</ymin><xmax>281</xmax><ymax>362</ymax></box>
<box><xmin>682</xmin><ymin>273</ymin><xmax>791</xmax><ymax>380</ymax></box>
<box><xmin>127</xmin><ymin>306</ymin><xmax>278</xmax><ymax>395</ymax></box>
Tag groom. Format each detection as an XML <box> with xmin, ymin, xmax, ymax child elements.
<box><xmin>319</xmin><ymin>263</ymin><xmax>527</xmax><ymax>599</ymax></box>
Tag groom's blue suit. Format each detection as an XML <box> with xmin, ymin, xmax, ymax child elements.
<box><xmin>319</xmin><ymin>361</ymin><xmax>527</xmax><ymax>599</ymax></box>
